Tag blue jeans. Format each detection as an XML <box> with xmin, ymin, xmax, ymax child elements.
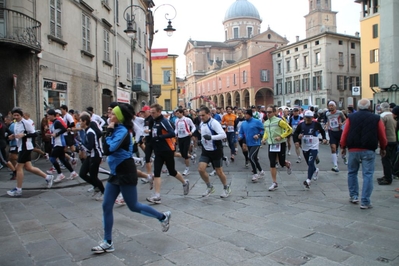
<box><xmin>303</xmin><ymin>149</ymin><xmax>318</xmax><ymax>180</ymax></box>
<box><xmin>347</xmin><ymin>150</ymin><xmax>375</xmax><ymax>206</ymax></box>
<box><xmin>226</xmin><ymin>132</ymin><xmax>236</xmax><ymax>156</ymax></box>
<box><xmin>102</xmin><ymin>182</ymin><xmax>164</xmax><ymax>241</ymax></box>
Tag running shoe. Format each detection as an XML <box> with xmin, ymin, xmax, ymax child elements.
<box><xmin>245</xmin><ymin>161</ymin><xmax>249</xmax><ymax>168</ymax></box>
<box><xmin>140</xmin><ymin>157</ymin><xmax>145</xmax><ymax>168</ymax></box>
<box><xmin>223</xmin><ymin>156</ymin><xmax>230</xmax><ymax>166</ymax></box>
<box><xmin>160</xmin><ymin>211</ymin><xmax>171</xmax><ymax>232</ymax></box>
<box><xmin>303</xmin><ymin>179</ymin><xmax>311</xmax><ymax>189</ymax></box>
<box><xmin>0</xmin><ymin>164</ymin><xmax>3</xmax><ymax>170</ymax></box>
<box><xmin>251</xmin><ymin>174</ymin><xmax>259</xmax><ymax>183</ymax></box>
<box><xmin>312</xmin><ymin>168</ymin><xmax>319</xmax><ymax>181</ymax></box>
<box><xmin>91</xmin><ymin>240</ymin><xmax>115</xmax><ymax>254</ymax></box>
<box><xmin>183</xmin><ymin>180</ymin><xmax>190</xmax><ymax>195</ymax></box>
<box><xmin>115</xmin><ymin>194</ymin><xmax>126</xmax><ymax>205</ymax></box>
<box><xmin>220</xmin><ymin>186</ymin><xmax>231</xmax><ymax>198</ymax></box>
<box><xmin>315</xmin><ymin>157</ymin><xmax>320</xmax><ymax>164</ymax></box>
<box><xmin>230</xmin><ymin>156</ymin><xmax>235</xmax><ymax>162</ymax></box>
<box><xmin>275</xmin><ymin>162</ymin><xmax>280</xmax><ymax>169</ymax></box>
<box><xmin>146</xmin><ymin>195</ymin><xmax>161</xmax><ymax>204</ymax></box>
<box><xmin>87</xmin><ymin>186</ymin><xmax>95</xmax><ymax>192</ymax></box>
<box><xmin>331</xmin><ymin>165</ymin><xmax>339</xmax><ymax>172</ymax></box>
<box><xmin>46</xmin><ymin>175</ymin><xmax>54</xmax><ymax>188</ymax></box>
<box><xmin>259</xmin><ymin>170</ymin><xmax>265</xmax><ymax>178</ymax></box>
<box><xmin>209</xmin><ymin>170</ymin><xmax>216</xmax><ymax>176</ymax></box>
<box><xmin>95</xmin><ymin>194</ymin><xmax>104</xmax><ymax>201</ymax></box>
<box><xmin>296</xmin><ymin>157</ymin><xmax>301</xmax><ymax>163</ymax></box>
<box><xmin>268</xmin><ymin>182</ymin><xmax>278</xmax><ymax>191</ymax></box>
<box><xmin>342</xmin><ymin>156</ymin><xmax>348</xmax><ymax>165</ymax></box>
<box><xmin>287</xmin><ymin>150</ymin><xmax>291</xmax><ymax>156</ymax></box>
<box><xmin>7</xmin><ymin>188</ymin><xmax>22</xmax><ymax>197</ymax></box>
<box><xmin>140</xmin><ymin>178</ymin><xmax>149</xmax><ymax>184</ymax></box>
<box><xmin>360</xmin><ymin>204</ymin><xmax>373</xmax><ymax>209</ymax></box>
<box><xmin>91</xmin><ymin>187</ymin><xmax>101</xmax><ymax>197</ymax></box>
<box><xmin>286</xmin><ymin>161</ymin><xmax>292</xmax><ymax>175</ymax></box>
<box><xmin>54</xmin><ymin>173</ymin><xmax>65</xmax><ymax>183</ymax></box>
<box><xmin>60</xmin><ymin>164</ymin><xmax>66</xmax><ymax>170</ymax></box>
<box><xmin>202</xmin><ymin>186</ymin><xmax>215</xmax><ymax>197</ymax></box>
<box><xmin>44</xmin><ymin>153</ymin><xmax>49</xmax><ymax>161</ymax></box>
<box><xmin>183</xmin><ymin>169</ymin><xmax>190</xmax><ymax>176</ymax></box>
<box><xmin>161</xmin><ymin>168</ymin><xmax>168</xmax><ymax>173</ymax></box>
<box><xmin>68</xmin><ymin>171</ymin><xmax>79</xmax><ymax>180</ymax></box>
<box><xmin>191</xmin><ymin>154</ymin><xmax>197</xmax><ymax>164</ymax></box>
<box><xmin>47</xmin><ymin>167</ymin><xmax>57</xmax><ymax>174</ymax></box>
<box><xmin>349</xmin><ymin>196</ymin><xmax>359</xmax><ymax>204</ymax></box>
<box><xmin>70</xmin><ymin>158</ymin><xmax>77</xmax><ymax>166</ymax></box>
<box><xmin>9</xmin><ymin>171</ymin><xmax>16</xmax><ymax>180</ymax></box>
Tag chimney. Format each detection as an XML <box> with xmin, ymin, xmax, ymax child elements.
<box><xmin>355</xmin><ymin>32</ymin><xmax>360</xmax><ymax>37</ymax></box>
<box><xmin>296</xmin><ymin>36</ymin><xmax>299</xmax><ymax>42</ymax></box>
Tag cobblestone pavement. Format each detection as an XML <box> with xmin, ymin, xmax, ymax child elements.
<box><xmin>0</xmin><ymin>143</ymin><xmax>398</xmax><ymax>265</ymax></box>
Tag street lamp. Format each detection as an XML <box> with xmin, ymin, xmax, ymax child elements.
<box><xmin>123</xmin><ymin>2</ymin><xmax>177</xmax><ymax>105</ymax></box>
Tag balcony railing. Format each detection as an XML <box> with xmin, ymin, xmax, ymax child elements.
<box><xmin>0</xmin><ymin>8</ymin><xmax>41</xmax><ymax>51</ymax></box>
<box><xmin>132</xmin><ymin>78</ymin><xmax>149</xmax><ymax>94</ymax></box>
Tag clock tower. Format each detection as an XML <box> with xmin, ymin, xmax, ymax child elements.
<box><xmin>305</xmin><ymin>0</ymin><xmax>337</xmax><ymax>38</ymax></box>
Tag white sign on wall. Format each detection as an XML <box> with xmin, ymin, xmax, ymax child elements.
<box><xmin>352</xmin><ymin>86</ymin><xmax>361</xmax><ymax>96</ymax></box>
<box><xmin>117</xmin><ymin>87</ymin><xmax>131</xmax><ymax>103</ymax></box>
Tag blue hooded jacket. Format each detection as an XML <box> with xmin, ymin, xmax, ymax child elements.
<box><xmin>105</xmin><ymin>124</ymin><xmax>132</xmax><ymax>175</ymax></box>
<box><xmin>238</xmin><ymin>117</ymin><xmax>264</xmax><ymax>146</ymax></box>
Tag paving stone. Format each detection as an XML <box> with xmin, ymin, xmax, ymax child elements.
<box><xmin>4</xmin><ymin>210</ymin><xmax>34</xmax><ymax>223</ymax></box>
<box><xmin>20</xmin><ymin>230</ymin><xmax>53</xmax><ymax>244</ymax></box>
<box><xmin>47</xmin><ymin>221</ymin><xmax>87</xmax><ymax>241</ymax></box>
<box><xmin>112</xmin><ymin>239</ymin><xmax>164</xmax><ymax>265</ymax></box>
<box><xmin>304</xmin><ymin>232</ymin><xmax>353</xmax><ymax>248</ymax></box>
<box><xmin>198</xmin><ymin>241</ymin><xmax>256</xmax><ymax>265</ymax></box>
<box><xmin>186</xmin><ymin>220</ymin><xmax>237</xmax><ymax>239</ymax></box>
<box><xmin>80</xmin><ymin>254</ymin><xmax>126</xmax><ymax>266</ymax></box>
<box><xmin>342</xmin><ymin>255</ymin><xmax>392</xmax><ymax>266</ymax></box>
<box><xmin>343</xmin><ymin>242</ymin><xmax>398</xmax><ymax>261</ymax></box>
<box><xmin>58</xmin><ymin>206</ymin><xmax>93</xmax><ymax>219</ymax></box>
<box><xmin>134</xmin><ymin>231</ymin><xmax>189</xmax><ymax>256</ymax></box>
<box><xmin>34</xmin><ymin>212</ymin><xmax>68</xmax><ymax>225</ymax></box>
<box><xmin>167</xmin><ymin>224</ymin><xmax>218</xmax><ymax>248</ymax></box>
<box><xmin>262</xmin><ymin>220</ymin><xmax>314</xmax><ymax>238</ymax></box>
<box><xmin>13</xmin><ymin>219</ymin><xmax>44</xmax><ymax>235</ymax></box>
<box><xmin>0</xmin><ymin>222</ymin><xmax>14</xmax><ymax>237</ymax></box>
<box><xmin>234</xmin><ymin>255</ymin><xmax>280</xmax><ymax>266</ymax></box>
<box><xmin>25</xmin><ymin>239</ymin><xmax>70</xmax><ymax>263</ymax></box>
<box><xmin>1</xmin><ymin>200</ymin><xmax>27</xmax><ymax>213</ymax></box>
<box><xmin>42</xmin><ymin>257</ymin><xmax>78</xmax><ymax>266</ymax></box>
<box><xmin>303</xmin><ymin>257</ymin><xmax>343</xmax><ymax>266</ymax></box>
<box><xmin>268</xmin><ymin>247</ymin><xmax>312</xmax><ymax>265</ymax></box>
<box><xmin>59</xmin><ymin>236</ymin><xmax>98</xmax><ymax>262</ymax></box>
<box><xmin>165</xmin><ymin>248</ymin><xmax>225</xmax><ymax>266</ymax></box>
<box><xmin>69</xmin><ymin>216</ymin><xmax>102</xmax><ymax>231</ymax></box>
<box><xmin>295</xmin><ymin>211</ymin><xmax>354</xmax><ymax>227</ymax></box>
<box><xmin>0</xmin><ymin>235</ymin><xmax>33</xmax><ymax>265</ymax></box>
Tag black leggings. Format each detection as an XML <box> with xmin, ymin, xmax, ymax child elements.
<box><xmin>79</xmin><ymin>156</ymin><xmax>104</xmax><ymax>193</ymax></box>
<box><xmin>268</xmin><ymin>142</ymin><xmax>287</xmax><ymax>168</ymax></box>
<box><xmin>153</xmin><ymin>150</ymin><xmax>177</xmax><ymax>177</ymax></box>
<box><xmin>248</xmin><ymin>146</ymin><xmax>262</xmax><ymax>174</ymax></box>
<box><xmin>49</xmin><ymin>146</ymin><xmax>73</xmax><ymax>174</ymax></box>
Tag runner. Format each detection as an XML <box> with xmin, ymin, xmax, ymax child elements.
<box><xmin>325</xmin><ymin>101</ymin><xmax>346</xmax><ymax>172</ymax></box>
<box><xmin>288</xmin><ymin>108</ymin><xmax>303</xmax><ymax>162</ymax></box>
<box><xmin>7</xmin><ymin>107</ymin><xmax>54</xmax><ymax>197</ymax></box>
<box><xmin>234</xmin><ymin>109</ymin><xmax>249</xmax><ymax>167</ymax></box>
<box><xmin>238</xmin><ymin>109</ymin><xmax>264</xmax><ymax>182</ymax></box>
<box><xmin>174</xmin><ymin>108</ymin><xmax>196</xmax><ymax>176</ymax></box>
<box><xmin>92</xmin><ymin>103</ymin><xmax>171</xmax><ymax>254</ymax></box>
<box><xmin>146</xmin><ymin>104</ymin><xmax>190</xmax><ymax>204</ymax></box>
<box><xmin>293</xmin><ymin>111</ymin><xmax>327</xmax><ymax>189</ymax></box>
<box><xmin>221</xmin><ymin>106</ymin><xmax>237</xmax><ymax>162</ymax></box>
<box><xmin>262</xmin><ymin>105</ymin><xmax>293</xmax><ymax>191</ymax></box>
<box><xmin>0</xmin><ymin>115</ymin><xmax>16</xmax><ymax>178</ymax></box>
<box><xmin>198</xmin><ymin>106</ymin><xmax>231</xmax><ymax>198</ymax></box>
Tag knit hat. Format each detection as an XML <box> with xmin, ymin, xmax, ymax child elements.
<box><xmin>11</xmin><ymin>107</ymin><xmax>23</xmax><ymax>116</ymax></box>
<box><xmin>392</xmin><ymin>106</ymin><xmax>399</xmax><ymax>115</ymax></box>
<box><xmin>47</xmin><ymin>109</ymin><xmax>56</xmax><ymax>116</ymax></box>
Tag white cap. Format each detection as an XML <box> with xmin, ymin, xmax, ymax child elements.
<box><xmin>55</xmin><ymin>109</ymin><xmax>62</xmax><ymax>115</ymax></box>
<box><xmin>304</xmin><ymin>110</ymin><xmax>314</xmax><ymax>117</ymax></box>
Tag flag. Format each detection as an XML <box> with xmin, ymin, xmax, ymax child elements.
<box><xmin>151</xmin><ymin>48</ymin><xmax>168</xmax><ymax>60</ymax></box>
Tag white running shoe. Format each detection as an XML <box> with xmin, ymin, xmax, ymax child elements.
<box><xmin>68</xmin><ymin>171</ymin><xmax>79</xmax><ymax>180</ymax></box>
<box><xmin>251</xmin><ymin>174</ymin><xmax>258</xmax><ymax>183</ymax></box>
<box><xmin>209</xmin><ymin>170</ymin><xmax>216</xmax><ymax>176</ymax></box>
<box><xmin>259</xmin><ymin>170</ymin><xmax>265</xmax><ymax>178</ymax></box>
<box><xmin>268</xmin><ymin>182</ymin><xmax>278</xmax><ymax>191</ymax></box>
<box><xmin>47</xmin><ymin>167</ymin><xmax>57</xmax><ymax>174</ymax></box>
<box><xmin>183</xmin><ymin>169</ymin><xmax>190</xmax><ymax>176</ymax></box>
<box><xmin>54</xmin><ymin>173</ymin><xmax>65</xmax><ymax>183</ymax></box>
<box><xmin>313</xmin><ymin>168</ymin><xmax>319</xmax><ymax>180</ymax></box>
<box><xmin>46</xmin><ymin>175</ymin><xmax>54</xmax><ymax>189</ymax></box>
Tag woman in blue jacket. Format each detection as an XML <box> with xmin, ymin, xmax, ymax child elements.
<box><xmin>91</xmin><ymin>103</ymin><xmax>171</xmax><ymax>254</ymax></box>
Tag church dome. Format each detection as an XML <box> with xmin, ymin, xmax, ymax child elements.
<box><xmin>223</xmin><ymin>0</ymin><xmax>261</xmax><ymax>22</ymax></box>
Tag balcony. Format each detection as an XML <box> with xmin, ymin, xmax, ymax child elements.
<box><xmin>0</xmin><ymin>8</ymin><xmax>41</xmax><ymax>52</ymax></box>
<box><xmin>132</xmin><ymin>78</ymin><xmax>149</xmax><ymax>94</ymax></box>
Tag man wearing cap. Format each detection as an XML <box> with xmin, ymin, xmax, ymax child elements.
<box><xmin>340</xmin><ymin>99</ymin><xmax>387</xmax><ymax>209</ymax></box>
<box><xmin>293</xmin><ymin>111</ymin><xmax>327</xmax><ymax>189</ymax></box>
<box><xmin>288</xmin><ymin>108</ymin><xmax>303</xmax><ymax>161</ymax></box>
<box><xmin>222</xmin><ymin>106</ymin><xmax>238</xmax><ymax>162</ymax></box>
<box><xmin>238</xmin><ymin>109</ymin><xmax>264</xmax><ymax>182</ymax></box>
<box><xmin>251</xmin><ymin>105</ymin><xmax>261</xmax><ymax>120</ymax></box>
<box><xmin>141</xmin><ymin>105</ymin><xmax>154</xmax><ymax>177</ymax></box>
<box><xmin>7</xmin><ymin>108</ymin><xmax>54</xmax><ymax>196</ymax></box>
<box><xmin>326</xmin><ymin>100</ymin><xmax>346</xmax><ymax>172</ymax></box>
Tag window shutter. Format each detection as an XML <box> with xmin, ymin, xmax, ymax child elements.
<box><xmin>50</xmin><ymin>0</ymin><xmax>56</xmax><ymax>36</ymax></box>
<box><xmin>56</xmin><ymin>0</ymin><xmax>62</xmax><ymax>38</ymax></box>
<box><xmin>369</xmin><ymin>74</ymin><xmax>374</xmax><ymax>87</ymax></box>
<box><xmin>313</xmin><ymin>77</ymin><xmax>316</xmax><ymax>90</ymax></box>
<box><xmin>344</xmin><ymin>76</ymin><xmax>348</xmax><ymax>90</ymax></box>
<box><xmin>356</xmin><ymin>77</ymin><xmax>360</xmax><ymax>86</ymax></box>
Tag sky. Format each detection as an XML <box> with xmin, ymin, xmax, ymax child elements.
<box><xmin>151</xmin><ymin>0</ymin><xmax>361</xmax><ymax>78</ymax></box>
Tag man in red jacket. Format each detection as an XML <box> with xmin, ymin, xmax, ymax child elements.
<box><xmin>340</xmin><ymin>99</ymin><xmax>387</xmax><ymax>209</ymax></box>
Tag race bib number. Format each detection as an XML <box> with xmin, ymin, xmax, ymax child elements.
<box><xmin>227</xmin><ymin>126</ymin><xmax>234</xmax><ymax>132</ymax></box>
<box><xmin>293</xmin><ymin>125</ymin><xmax>297</xmax><ymax>130</ymax></box>
<box><xmin>269</xmin><ymin>143</ymin><xmax>281</xmax><ymax>152</ymax></box>
<box><xmin>10</xmin><ymin>147</ymin><xmax>16</xmax><ymax>151</ymax></box>
<box><xmin>178</xmin><ymin>123</ymin><xmax>186</xmax><ymax>136</ymax></box>
<box><xmin>330</xmin><ymin>118</ymin><xmax>339</xmax><ymax>129</ymax></box>
<box><xmin>144</xmin><ymin>126</ymin><xmax>149</xmax><ymax>136</ymax></box>
<box><xmin>302</xmin><ymin>135</ymin><xmax>313</xmax><ymax>147</ymax></box>
<box><xmin>152</xmin><ymin>128</ymin><xmax>157</xmax><ymax>138</ymax></box>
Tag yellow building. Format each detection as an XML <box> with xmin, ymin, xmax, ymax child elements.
<box><xmin>355</xmin><ymin>0</ymin><xmax>380</xmax><ymax>99</ymax></box>
<box><xmin>152</xmin><ymin>52</ymin><xmax>179</xmax><ymax>110</ymax></box>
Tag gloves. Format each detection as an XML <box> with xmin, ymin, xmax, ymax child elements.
<box><xmin>203</xmin><ymin>135</ymin><xmax>212</xmax><ymax>140</ymax></box>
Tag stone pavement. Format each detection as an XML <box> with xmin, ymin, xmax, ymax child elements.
<box><xmin>0</xmin><ymin>144</ymin><xmax>398</xmax><ymax>265</ymax></box>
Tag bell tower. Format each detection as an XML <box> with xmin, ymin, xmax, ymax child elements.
<box><xmin>305</xmin><ymin>0</ymin><xmax>337</xmax><ymax>38</ymax></box>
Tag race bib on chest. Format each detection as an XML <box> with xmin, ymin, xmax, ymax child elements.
<box><xmin>178</xmin><ymin>123</ymin><xmax>186</xmax><ymax>135</ymax></box>
<box><xmin>330</xmin><ymin>118</ymin><xmax>339</xmax><ymax>129</ymax></box>
<box><xmin>269</xmin><ymin>143</ymin><xmax>281</xmax><ymax>152</ymax></box>
<box><xmin>302</xmin><ymin>135</ymin><xmax>314</xmax><ymax>147</ymax></box>
<box><xmin>227</xmin><ymin>126</ymin><xmax>234</xmax><ymax>132</ymax></box>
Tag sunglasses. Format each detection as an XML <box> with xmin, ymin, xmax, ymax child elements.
<box><xmin>266</xmin><ymin>111</ymin><xmax>273</xmax><ymax>113</ymax></box>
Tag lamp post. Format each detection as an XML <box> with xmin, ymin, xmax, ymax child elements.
<box><xmin>123</xmin><ymin>1</ymin><xmax>176</xmax><ymax>105</ymax></box>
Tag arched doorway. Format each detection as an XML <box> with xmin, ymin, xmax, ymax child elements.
<box><xmin>243</xmin><ymin>89</ymin><xmax>250</xmax><ymax>108</ymax></box>
<box><xmin>233</xmin><ymin>91</ymin><xmax>240</xmax><ymax>108</ymax></box>
<box><xmin>226</xmin><ymin>93</ymin><xmax>232</xmax><ymax>107</ymax></box>
<box><xmin>255</xmin><ymin>88</ymin><xmax>274</xmax><ymax>107</ymax></box>
<box><xmin>102</xmin><ymin>89</ymin><xmax>113</xmax><ymax>114</ymax></box>
<box><xmin>213</xmin><ymin>95</ymin><xmax>218</xmax><ymax>108</ymax></box>
<box><xmin>219</xmin><ymin>94</ymin><xmax>225</xmax><ymax>108</ymax></box>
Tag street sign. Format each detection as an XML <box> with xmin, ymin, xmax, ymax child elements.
<box><xmin>352</xmin><ymin>86</ymin><xmax>360</xmax><ymax>96</ymax></box>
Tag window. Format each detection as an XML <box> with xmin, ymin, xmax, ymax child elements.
<box><xmin>138</xmin><ymin>27</ymin><xmax>141</xmax><ymax>47</ymax></box>
<box><xmin>227</xmin><ymin>76</ymin><xmax>230</xmax><ymax>87</ymax></box>
<box><xmin>104</xmin><ymin>30</ymin><xmax>110</xmax><ymax>62</ymax></box>
<box><xmin>337</xmin><ymin>75</ymin><xmax>345</xmax><ymax>90</ymax></box>
<box><xmin>295</xmin><ymin>47</ymin><xmax>298</xmax><ymax>52</ymax></box>
<box><xmin>322</xmin><ymin>98</ymin><xmax>325</xmax><ymax>105</ymax></box>
<box><xmin>277</xmin><ymin>62</ymin><xmax>281</xmax><ymax>74</ymax></box>
<box><xmin>163</xmin><ymin>70</ymin><xmax>171</xmax><ymax>85</ymax></box>
<box><xmin>115</xmin><ymin>0</ymin><xmax>119</xmax><ymax>24</ymax></box>
<box><xmin>338</xmin><ymin>40</ymin><xmax>343</xmax><ymax>45</ymax></box>
<box><xmin>372</xmin><ymin>24</ymin><xmax>378</xmax><ymax>38</ymax></box>
<box><xmin>286</xmin><ymin>50</ymin><xmax>290</xmax><ymax>55</ymax></box>
<box><xmin>50</xmin><ymin>0</ymin><xmax>62</xmax><ymax>38</ymax></box>
<box><xmin>315</xmin><ymin>40</ymin><xmax>319</xmax><ymax>45</ymax></box>
<box><xmin>218</xmin><ymin>78</ymin><xmax>222</xmax><ymax>89</ymax></box>
<box><xmin>304</xmin><ymin>99</ymin><xmax>309</xmax><ymax>105</ymax></box>
<box><xmin>233</xmin><ymin>74</ymin><xmax>236</xmax><ymax>85</ymax></box>
<box><xmin>370</xmin><ymin>73</ymin><xmax>379</xmax><ymax>87</ymax></box>
<box><xmin>276</xmin><ymin>79</ymin><xmax>283</xmax><ymax>95</ymax></box>
<box><xmin>233</xmin><ymin>27</ymin><xmax>239</xmax><ymax>39</ymax></box>
<box><xmin>315</xmin><ymin>52</ymin><xmax>320</xmax><ymax>65</ymax></box>
<box><xmin>247</xmin><ymin>27</ymin><xmax>253</xmax><ymax>38</ymax></box>
<box><xmin>82</xmin><ymin>13</ymin><xmax>91</xmax><ymax>52</ymax></box>
<box><xmin>260</xmin><ymin>69</ymin><xmax>269</xmax><ymax>82</ymax></box>
<box><xmin>294</xmin><ymin>58</ymin><xmax>299</xmax><ymax>70</ymax></box>
<box><xmin>349</xmin><ymin>76</ymin><xmax>360</xmax><ymax>89</ymax></box>
<box><xmin>212</xmin><ymin>81</ymin><xmax>215</xmax><ymax>91</ymax></box>
<box><xmin>225</xmin><ymin>30</ymin><xmax>227</xmax><ymax>41</ymax></box>
<box><xmin>351</xmin><ymin>54</ymin><xmax>356</xmax><ymax>67</ymax></box>
<box><xmin>313</xmin><ymin>71</ymin><xmax>322</xmax><ymax>90</ymax></box>
<box><xmin>133</xmin><ymin>63</ymin><xmax>141</xmax><ymax>79</ymax></box>
<box><xmin>243</xmin><ymin>71</ymin><xmax>247</xmax><ymax>83</ymax></box>
<box><xmin>373</xmin><ymin>0</ymin><xmax>379</xmax><ymax>13</ymax></box>
<box><xmin>304</xmin><ymin>55</ymin><xmax>309</xmax><ymax>68</ymax></box>
<box><xmin>303</xmin><ymin>44</ymin><xmax>308</xmax><ymax>49</ymax></box>
<box><xmin>277</xmin><ymin>53</ymin><xmax>281</xmax><ymax>57</ymax></box>
<box><xmin>285</xmin><ymin>78</ymin><xmax>292</xmax><ymax>94</ymax></box>
<box><xmin>351</xmin><ymin>42</ymin><xmax>356</xmax><ymax>49</ymax></box>
<box><xmin>338</xmin><ymin>52</ymin><xmax>344</xmax><ymax>66</ymax></box>
<box><xmin>370</xmin><ymin>49</ymin><xmax>379</xmax><ymax>63</ymax></box>
<box><xmin>294</xmin><ymin>76</ymin><xmax>301</xmax><ymax>92</ymax></box>
<box><xmin>115</xmin><ymin>51</ymin><xmax>119</xmax><ymax>75</ymax></box>
<box><xmin>302</xmin><ymin>74</ymin><xmax>310</xmax><ymax>92</ymax></box>
<box><xmin>127</xmin><ymin>59</ymin><xmax>131</xmax><ymax>80</ymax></box>
<box><xmin>164</xmin><ymin>99</ymin><xmax>171</xmax><ymax>111</ymax></box>
<box><xmin>208</xmin><ymin>83</ymin><xmax>210</xmax><ymax>92</ymax></box>
<box><xmin>286</xmin><ymin>60</ymin><xmax>291</xmax><ymax>72</ymax></box>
